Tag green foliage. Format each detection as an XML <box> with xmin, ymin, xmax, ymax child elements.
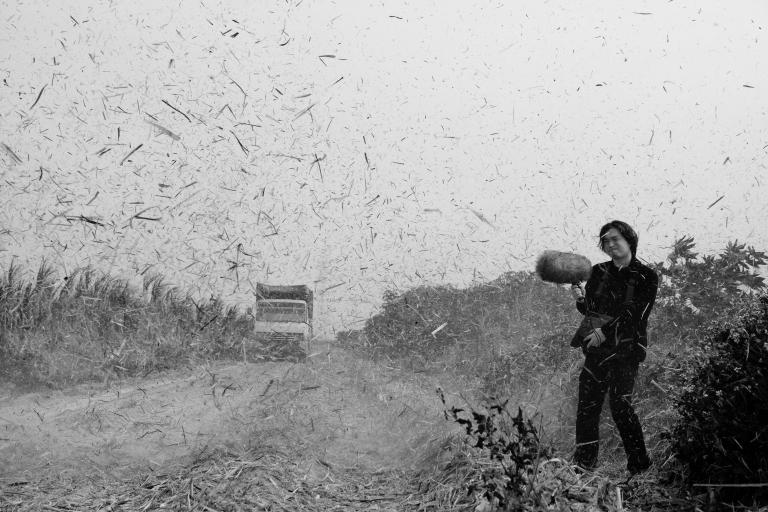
<box><xmin>670</xmin><ymin>294</ymin><xmax>768</xmax><ymax>503</ymax></box>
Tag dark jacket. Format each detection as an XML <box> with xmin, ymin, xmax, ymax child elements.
<box><xmin>575</xmin><ymin>256</ymin><xmax>659</xmax><ymax>363</ymax></box>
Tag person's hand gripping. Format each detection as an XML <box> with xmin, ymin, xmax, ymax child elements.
<box><xmin>584</xmin><ymin>328</ymin><xmax>606</xmax><ymax>349</ymax></box>
<box><xmin>570</xmin><ymin>283</ymin><xmax>584</xmax><ymax>300</ymax></box>
<box><xmin>572</xmin><ymin>283</ymin><xmax>605</xmax><ymax>349</ymax></box>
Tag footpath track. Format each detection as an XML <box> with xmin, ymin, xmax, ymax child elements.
<box><xmin>0</xmin><ymin>342</ymin><xmax>456</xmax><ymax>511</ymax></box>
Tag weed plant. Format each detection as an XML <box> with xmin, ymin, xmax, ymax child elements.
<box><xmin>439</xmin><ymin>390</ymin><xmax>551</xmax><ymax>510</ymax></box>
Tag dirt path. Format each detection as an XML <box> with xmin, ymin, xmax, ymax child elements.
<box><xmin>0</xmin><ymin>341</ymin><xmax>458</xmax><ymax>510</ymax></box>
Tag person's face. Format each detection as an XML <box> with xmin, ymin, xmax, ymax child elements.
<box><xmin>601</xmin><ymin>228</ymin><xmax>632</xmax><ymax>259</ymax></box>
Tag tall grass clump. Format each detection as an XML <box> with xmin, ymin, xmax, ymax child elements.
<box><xmin>0</xmin><ymin>260</ymin><xmax>256</xmax><ymax>388</ymax></box>
<box><xmin>337</xmin><ymin>271</ymin><xmax>579</xmax><ymax>375</ymax></box>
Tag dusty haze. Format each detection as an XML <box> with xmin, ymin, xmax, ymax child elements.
<box><xmin>1</xmin><ymin>0</ymin><xmax>766</xmax><ymax>335</ymax></box>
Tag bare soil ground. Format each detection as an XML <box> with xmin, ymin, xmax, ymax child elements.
<box><xmin>0</xmin><ymin>341</ymin><xmax>457</xmax><ymax>510</ymax></box>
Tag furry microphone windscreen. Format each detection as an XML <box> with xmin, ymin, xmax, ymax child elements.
<box><xmin>535</xmin><ymin>251</ymin><xmax>592</xmax><ymax>284</ymax></box>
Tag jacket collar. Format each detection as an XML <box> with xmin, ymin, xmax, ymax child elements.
<box><xmin>607</xmin><ymin>254</ymin><xmax>637</xmax><ymax>272</ymax></box>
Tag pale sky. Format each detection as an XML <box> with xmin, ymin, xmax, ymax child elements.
<box><xmin>1</xmin><ymin>0</ymin><xmax>767</xmax><ymax>334</ymax></box>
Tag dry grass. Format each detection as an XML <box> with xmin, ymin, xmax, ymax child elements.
<box><xmin>0</xmin><ymin>445</ymin><xmax>719</xmax><ymax>512</ymax></box>
<box><xmin>0</xmin><ymin>447</ymin><xmax>414</xmax><ymax>511</ymax></box>
<box><xmin>0</xmin><ymin>260</ymin><xmax>297</xmax><ymax>389</ymax></box>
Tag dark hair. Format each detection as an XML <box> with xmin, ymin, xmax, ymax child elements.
<box><xmin>598</xmin><ymin>220</ymin><xmax>638</xmax><ymax>257</ymax></box>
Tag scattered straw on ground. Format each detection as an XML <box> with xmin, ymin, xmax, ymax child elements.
<box><xmin>0</xmin><ymin>447</ymin><xmax>416</xmax><ymax>512</ymax></box>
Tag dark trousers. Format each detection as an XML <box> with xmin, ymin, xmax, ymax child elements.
<box><xmin>574</xmin><ymin>355</ymin><xmax>649</xmax><ymax>471</ymax></box>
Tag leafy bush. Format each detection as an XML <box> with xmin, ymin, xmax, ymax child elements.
<box><xmin>671</xmin><ymin>294</ymin><xmax>768</xmax><ymax>503</ymax></box>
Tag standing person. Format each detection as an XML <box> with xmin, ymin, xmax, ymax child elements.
<box><xmin>569</xmin><ymin>220</ymin><xmax>659</xmax><ymax>474</ymax></box>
